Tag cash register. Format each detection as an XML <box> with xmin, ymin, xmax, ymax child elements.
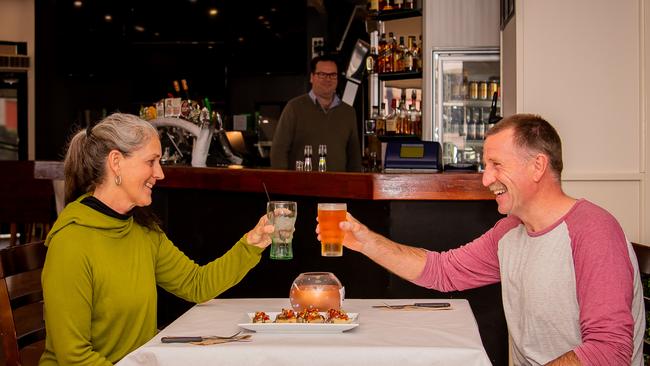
<box><xmin>383</xmin><ymin>141</ymin><xmax>442</xmax><ymax>173</ymax></box>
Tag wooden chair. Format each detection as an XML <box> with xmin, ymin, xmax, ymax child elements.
<box><xmin>0</xmin><ymin>161</ymin><xmax>55</xmax><ymax>246</ymax></box>
<box><xmin>0</xmin><ymin>241</ymin><xmax>47</xmax><ymax>366</ymax></box>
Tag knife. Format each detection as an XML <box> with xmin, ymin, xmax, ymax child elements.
<box><xmin>161</xmin><ymin>336</ymin><xmax>206</xmax><ymax>343</ymax></box>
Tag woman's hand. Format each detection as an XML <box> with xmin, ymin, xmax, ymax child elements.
<box><xmin>316</xmin><ymin>212</ymin><xmax>372</xmax><ymax>253</ymax></box>
<box><xmin>246</xmin><ymin>215</ymin><xmax>274</xmax><ymax>248</ymax></box>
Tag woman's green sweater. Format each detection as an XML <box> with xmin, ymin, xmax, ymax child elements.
<box><xmin>39</xmin><ymin>197</ymin><xmax>263</xmax><ymax>365</ymax></box>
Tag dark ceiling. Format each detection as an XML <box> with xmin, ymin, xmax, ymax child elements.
<box><xmin>55</xmin><ymin>0</ymin><xmax>313</xmax><ymax>75</ymax></box>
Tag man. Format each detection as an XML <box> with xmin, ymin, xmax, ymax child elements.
<box><xmin>271</xmin><ymin>54</ymin><xmax>362</xmax><ymax>172</ymax></box>
<box><xmin>323</xmin><ymin>114</ymin><xmax>644</xmax><ymax>365</ymax></box>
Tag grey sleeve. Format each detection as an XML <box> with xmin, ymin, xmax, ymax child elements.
<box><xmin>270</xmin><ymin>103</ymin><xmax>295</xmax><ymax>170</ymax></box>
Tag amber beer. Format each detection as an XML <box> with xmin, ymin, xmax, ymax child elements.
<box><xmin>318</xmin><ymin>203</ymin><xmax>347</xmax><ymax>256</ymax></box>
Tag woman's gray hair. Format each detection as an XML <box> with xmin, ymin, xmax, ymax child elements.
<box><xmin>64</xmin><ymin>113</ymin><xmax>158</xmax><ymax>205</ymax></box>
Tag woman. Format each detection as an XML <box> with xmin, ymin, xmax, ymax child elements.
<box><xmin>40</xmin><ymin>113</ymin><xmax>274</xmax><ymax>365</ymax></box>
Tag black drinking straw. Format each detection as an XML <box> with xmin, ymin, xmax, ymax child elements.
<box><xmin>262</xmin><ymin>182</ymin><xmax>271</xmax><ymax>202</ymax></box>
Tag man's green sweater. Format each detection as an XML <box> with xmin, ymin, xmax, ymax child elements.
<box><xmin>270</xmin><ymin>94</ymin><xmax>362</xmax><ymax>172</ymax></box>
<box><xmin>39</xmin><ymin>196</ymin><xmax>263</xmax><ymax>365</ymax></box>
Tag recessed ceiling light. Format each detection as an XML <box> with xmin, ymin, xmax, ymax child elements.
<box><xmin>258</xmin><ymin>15</ymin><xmax>265</xmax><ymax>20</ymax></box>
<box><xmin>238</xmin><ymin>37</ymin><xmax>245</xmax><ymax>42</ymax></box>
<box><xmin>73</xmin><ymin>1</ymin><xmax>83</xmax><ymax>8</ymax></box>
<box><xmin>188</xmin><ymin>0</ymin><xmax>198</xmax><ymax>3</ymax></box>
<box><xmin>154</xmin><ymin>32</ymin><xmax>160</xmax><ymax>37</ymax></box>
<box><xmin>209</xmin><ymin>8</ymin><xmax>218</xmax><ymax>16</ymax></box>
<box><xmin>263</xmin><ymin>20</ymin><xmax>270</xmax><ymax>25</ymax></box>
<box><xmin>134</xmin><ymin>25</ymin><xmax>145</xmax><ymax>32</ymax></box>
<box><xmin>104</xmin><ymin>14</ymin><xmax>112</xmax><ymax>22</ymax></box>
<box><xmin>270</xmin><ymin>8</ymin><xmax>277</xmax><ymax>12</ymax></box>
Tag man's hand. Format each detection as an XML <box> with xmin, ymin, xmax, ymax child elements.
<box><xmin>316</xmin><ymin>212</ymin><xmax>372</xmax><ymax>252</ymax></box>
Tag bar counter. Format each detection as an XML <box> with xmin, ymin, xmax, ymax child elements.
<box><xmin>33</xmin><ymin>162</ymin><xmax>506</xmax><ymax>365</ymax></box>
<box><xmin>34</xmin><ymin>162</ymin><xmax>493</xmax><ymax>200</ymax></box>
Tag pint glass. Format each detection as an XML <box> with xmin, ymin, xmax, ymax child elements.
<box><xmin>317</xmin><ymin>203</ymin><xmax>347</xmax><ymax>257</ymax></box>
<box><xmin>267</xmin><ymin>201</ymin><xmax>297</xmax><ymax>260</ymax></box>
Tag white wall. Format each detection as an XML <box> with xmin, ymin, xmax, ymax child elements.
<box><xmin>0</xmin><ymin>0</ymin><xmax>35</xmax><ymax>159</ymax></box>
<box><xmin>510</xmin><ymin>0</ymin><xmax>647</xmax><ymax>243</ymax></box>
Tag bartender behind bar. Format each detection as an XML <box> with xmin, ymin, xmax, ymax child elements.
<box><xmin>271</xmin><ymin>54</ymin><xmax>362</xmax><ymax>172</ymax></box>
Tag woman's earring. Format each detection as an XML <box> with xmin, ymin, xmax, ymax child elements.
<box><xmin>115</xmin><ymin>175</ymin><xmax>122</xmax><ymax>186</ymax></box>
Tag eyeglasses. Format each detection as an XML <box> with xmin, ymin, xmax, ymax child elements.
<box><xmin>313</xmin><ymin>72</ymin><xmax>338</xmax><ymax>80</ymax></box>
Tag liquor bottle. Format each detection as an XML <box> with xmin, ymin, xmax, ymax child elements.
<box><xmin>180</xmin><ymin>79</ymin><xmax>191</xmax><ymax>100</ymax></box>
<box><xmin>318</xmin><ymin>144</ymin><xmax>327</xmax><ymax>172</ymax></box>
<box><xmin>385</xmin><ymin>99</ymin><xmax>398</xmax><ymax>135</ymax></box>
<box><xmin>416</xmin><ymin>35</ymin><xmax>423</xmax><ymax>71</ymax></box>
<box><xmin>378</xmin><ymin>33</ymin><xmax>387</xmax><ymax>73</ymax></box>
<box><xmin>397</xmin><ymin>93</ymin><xmax>408</xmax><ymax>134</ymax></box>
<box><xmin>172</xmin><ymin>80</ymin><xmax>181</xmax><ymax>97</ymax></box>
<box><xmin>408</xmin><ymin>36</ymin><xmax>418</xmax><ymax>72</ymax></box>
<box><xmin>382</xmin><ymin>0</ymin><xmax>393</xmax><ymax>11</ymax></box>
<box><xmin>376</xmin><ymin>102</ymin><xmax>386</xmax><ymax>136</ymax></box>
<box><xmin>393</xmin><ymin>36</ymin><xmax>405</xmax><ymax>72</ymax></box>
<box><xmin>405</xmin><ymin>0</ymin><xmax>415</xmax><ymax>9</ymax></box>
<box><xmin>384</xmin><ymin>33</ymin><xmax>396</xmax><ymax>73</ymax></box>
<box><xmin>466</xmin><ymin>107</ymin><xmax>476</xmax><ymax>140</ymax></box>
<box><xmin>366</xmin><ymin>31</ymin><xmax>379</xmax><ymax>74</ymax></box>
<box><xmin>393</xmin><ymin>0</ymin><xmax>403</xmax><ymax>9</ymax></box>
<box><xmin>403</xmin><ymin>36</ymin><xmax>414</xmax><ymax>72</ymax></box>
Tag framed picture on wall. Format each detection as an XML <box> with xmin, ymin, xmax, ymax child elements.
<box><xmin>500</xmin><ymin>0</ymin><xmax>515</xmax><ymax>30</ymax></box>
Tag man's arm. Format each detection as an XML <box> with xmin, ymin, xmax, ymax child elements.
<box><xmin>331</xmin><ymin>214</ymin><xmax>427</xmax><ymax>280</ymax></box>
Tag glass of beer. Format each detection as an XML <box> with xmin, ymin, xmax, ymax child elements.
<box><xmin>267</xmin><ymin>201</ymin><xmax>297</xmax><ymax>260</ymax></box>
<box><xmin>317</xmin><ymin>203</ymin><xmax>347</xmax><ymax>257</ymax></box>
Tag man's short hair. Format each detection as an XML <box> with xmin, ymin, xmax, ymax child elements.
<box><xmin>310</xmin><ymin>54</ymin><xmax>339</xmax><ymax>74</ymax></box>
<box><xmin>486</xmin><ymin>114</ymin><xmax>564</xmax><ymax>178</ymax></box>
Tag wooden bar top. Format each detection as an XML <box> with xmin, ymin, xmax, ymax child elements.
<box><xmin>33</xmin><ymin>161</ymin><xmax>493</xmax><ymax>201</ymax></box>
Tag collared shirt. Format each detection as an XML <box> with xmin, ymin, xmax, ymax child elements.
<box><xmin>308</xmin><ymin>89</ymin><xmax>341</xmax><ymax>113</ymax></box>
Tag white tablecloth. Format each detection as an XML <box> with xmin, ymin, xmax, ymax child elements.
<box><xmin>117</xmin><ymin>298</ymin><xmax>492</xmax><ymax>366</ymax></box>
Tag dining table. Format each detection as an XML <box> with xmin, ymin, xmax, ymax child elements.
<box><xmin>117</xmin><ymin>298</ymin><xmax>493</xmax><ymax>366</ymax></box>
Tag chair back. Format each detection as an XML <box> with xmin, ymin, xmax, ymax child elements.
<box><xmin>632</xmin><ymin>242</ymin><xmax>650</xmax><ymax>275</ymax></box>
<box><xmin>0</xmin><ymin>161</ymin><xmax>55</xmax><ymax>246</ymax></box>
<box><xmin>0</xmin><ymin>241</ymin><xmax>47</xmax><ymax>366</ymax></box>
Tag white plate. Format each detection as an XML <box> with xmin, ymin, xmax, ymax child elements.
<box><xmin>238</xmin><ymin>312</ymin><xmax>359</xmax><ymax>333</ymax></box>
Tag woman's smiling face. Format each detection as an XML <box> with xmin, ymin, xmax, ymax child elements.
<box><xmin>117</xmin><ymin>136</ymin><xmax>164</xmax><ymax>210</ymax></box>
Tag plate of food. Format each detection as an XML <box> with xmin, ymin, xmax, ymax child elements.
<box><xmin>238</xmin><ymin>308</ymin><xmax>359</xmax><ymax>333</ymax></box>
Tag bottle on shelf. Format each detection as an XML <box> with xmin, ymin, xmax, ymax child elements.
<box><xmin>385</xmin><ymin>99</ymin><xmax>398</xmax><ymax>135</ymax></box>
<box><xmin>393</xmin><ymin>36</ymin><xmax>406</xmax><ymax>72</ymax></box>
<box><xmin>376</xmin><ymin>102</ymin><xmax>386</xmax><ymax>136</ymax></box>
<box><xmin>378</xmin><ymin>32</ymin><xmax>387</xmax><ymax>73</ymax></box>
<box><xmin>180</xmin><ymin>79</ymin><xmax>191</xmax><ymax>101</ymax></box>
<box><xmin>382</xmin><ymin>0</ymin><xmax>393</xmax><ymax>11</ymax></box>
<box><xmin>416</xmin><ymin>35</ymin><xmax>423</xmax><ymax>71</ymax></box>
<box><xmin>466</xmin><ymin>107</ymin><xmax>476</xmax><ymax>140</ymax></box>
<box><xmin>393</xmin><ymin>0</ymin><xmax>403</xmax><ymax>10</ymax></box>
<box><xmin>396</xmin><ymin>93</ymin><xmax>408</xmax><ymax>134</ymax></box>
<box><xmin>172</xmin><ymin>80</ymin><xmax>181</xmax><ymax>98</ymax></box>
<box><xmin>404</xmin><ymin>0</ymin><xmax>415</xmax><ymax>9</ymax></box>
<box><xmin>403</xmin><ymin>36</ymin><xmax>414</xmax><ymax>72</ymax></box>
<box><xmin>366</xmin><ymin>31</ymin><xmax>379</xmax><ymax>74</ymax></box>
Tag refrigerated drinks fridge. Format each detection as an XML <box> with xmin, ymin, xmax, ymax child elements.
<box><xmin>432</xmin><ymin>48</ymin><xmax>500</xmax><ymax>170</ymax></box>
